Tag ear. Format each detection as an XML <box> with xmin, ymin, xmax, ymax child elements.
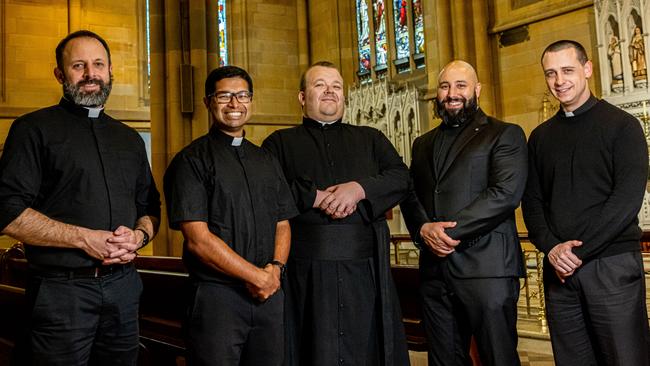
<box><xmin>54</xmin><ymin>67</ymin><xmax>65</xmax><ymax>85</ymax></box>
<box><xmin>203</xmin><ymin>96</ymin><xmax>211</xmax><ymax>109</ymax></box>
<box><xmin>475</xmin><ymin>82</ymin><xmax>482</xmax><ymax>99</ymax></box>
<box><xmin>583</xmin><ymin>60</ymin><xmax>593</xmax><ymax>78</ymax></box>
<box><xmin>298</xmin><ymin>91</ymin><xmax>306</xmax><ymax>106</ymax></box>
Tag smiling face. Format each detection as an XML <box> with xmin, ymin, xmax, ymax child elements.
<box><xmin>204</xmin><ymin>77</ymin><xmax>252</xmax><ymax>137</ymax></box>
<box><xmin>542</xmin><ymin>47</ymin><xmax>592</xmax><ymax>112</ymax></box>
<box><xmin>435</xmin><ymin>61</ymin><xmax>481</xmax><ymax>125</ymax></box>
<box><xmin>54</xmin><ymin>36</ymin><xmax>112</xmax><ymax>107</ymax></box>
<box><xmin>299</xmin><ymin>66</ymin><xmax>345</xmax><ymax>122</ymax></box>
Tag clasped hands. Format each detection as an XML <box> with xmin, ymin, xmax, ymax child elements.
<box><xmin>246</xmin><ymin>263</ymin><xmax>281</xmax><ymax>302</ymax></box>
<box><xmin>314</xmin><ymin>182</ymin><xmax>366</xmax><ymax>219</ymax></box>
<box><xmin>419</xmin><ymin>221</ymin><xmax>460</xmax><ymax>257</ymax></box>
<box><xmin>82</xmin><ymin>225</ymin><xmax>145</xmax><ymax>265</ymax></box>
<box><xmin>547</xmin><ymin>240</ymin><xmax>583</xmax><ymax>283</ymax></box>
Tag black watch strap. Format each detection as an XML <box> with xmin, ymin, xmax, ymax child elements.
<box><xmin>269</xmin><ymin>260</ymin><xmax>286</xmax><ymax>277</ymax></box>
<box><xmin>136</xmin><ymin>228</ymin><xmax>150</xmax><ymax>248</ymax></box>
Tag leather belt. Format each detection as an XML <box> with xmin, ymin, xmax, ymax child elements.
<box><xmin>29</xmin><ymin>263</ymin><xmax>131</xmax><ymax>279</ymax></box>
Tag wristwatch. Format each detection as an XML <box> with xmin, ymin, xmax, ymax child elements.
<box><xmin>136</xmin><ymin>228</ymin><xmax>150</xmax><ymax>248</ymax></box>
<box><xmin>270</xmin><ymin>260</ymin><xmax>286</xmax><ymax>278</ymax></box>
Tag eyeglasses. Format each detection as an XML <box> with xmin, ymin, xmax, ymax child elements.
<box><xmin>208</xmin><ymin>91</ymin><xmax>253</xmax><ymax>104</ymax></box>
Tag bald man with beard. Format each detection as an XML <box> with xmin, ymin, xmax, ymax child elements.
<box><xmin>401</xmin><ymin>60</ymin><xmax>527</xmax><ymax>366</ymax></box>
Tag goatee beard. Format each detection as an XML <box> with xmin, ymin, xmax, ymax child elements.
<box><xmin>63</xmin><ymin>76</ymin><xmax>112</xmax><ymax>107</ymax></box>
<box><xmin>435</xmin><ymin>95</ymin><xmax>478</xmax><ymax>127</ymax></box>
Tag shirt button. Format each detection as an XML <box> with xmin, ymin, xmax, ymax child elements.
<box><xmin>339</xmin><ymin>331</ymin><xmax>344</xmax><ymax>336</ymax></box>
<box><xmin>339</xmin><ymin>303</ymin><xmax>344</xmax><ymax>308</ymax></box>
<box><xmin>434</xmin><ymin>189</ymin><xmax>440</xmax><ymax>194</ymax></box>
<box><xmin>330</xmin><ymin>161</ymin><xmax>335</xmax><ymax>167</ymax></box>
<box><xmin>339</xmin><ymin>359</ymin><xmax>344</xmax><ymax>364</ymax></box>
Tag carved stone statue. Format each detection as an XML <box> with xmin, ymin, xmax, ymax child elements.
<box><xmin>629</xmin><ymin>26</ymin><xmax>647</xmax><ymax>82</ymax></box>
<box><xmin>608</xmin><ymin>35</ymin><xmax>624</xmax><ymax>85</ymax></box>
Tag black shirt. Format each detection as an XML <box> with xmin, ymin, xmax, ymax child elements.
<box><xmin>523</xmin><ymin>96</ymin><xmax>648</xmax><ymax>261</ymax></box>
<box><xmin>0</xmin><ymin>98</ymin><xmax>161</xmax><ymax>268</ymax></box>
<box><xmin>164</xmin><ymin>127</ymin><xmax>298</xmax><ymax>284</ymax></box>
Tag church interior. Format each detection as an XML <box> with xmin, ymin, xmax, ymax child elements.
<box><xmin>0</xmin><ymin>0</ymin><xmax>649</xmax><ymax>365</ymax></box>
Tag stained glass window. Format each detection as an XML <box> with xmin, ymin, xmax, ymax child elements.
<box><xmin>356</xmin><ymin>0</ymin><xmax>371</xmax><ymax>75</ymax></box>
<box><xmin>218</xmin><ymin>0</ymin><xmax>228</xmax><ymax>66</ymax></box>
<box><xmin>373</xmin><ymin>0</ymin><xmax>388</xmax><ymax>69</ymax></box>
<box><xmin>412</xmin><ymin>0</ymin><xmax>425</xmax><ymax>55</ymax></box>
<box><xmin>393</xmin><ymin>0</ymin><xmax>410</xmax><ymax>60</ymax></box>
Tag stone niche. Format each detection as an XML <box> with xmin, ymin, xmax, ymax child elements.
<box><xmin>595</xmin><ymin>0</ymin><xmax>650</xmax><ymax>229</ymax></box>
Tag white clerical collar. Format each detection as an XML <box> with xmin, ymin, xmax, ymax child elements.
<box><xmin>316</xmin><ymin>119</ymin><xmax>337</xmax><ymax>126</ymax></box>
<box><xmin>84</xmin><ymin>106</ymin><xmax>104</xmax><ymax>118</ymax></box>
<box><xmin>231</xmin><ymin>136</ymin><xmax>244</xmax><ymax>146</ymax></box>
<box><xmin>564</xmin><ymin>111</ymin><xmax>574</xmax><ymax>117</ymax></box>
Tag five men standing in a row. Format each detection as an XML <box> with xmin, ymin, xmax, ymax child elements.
<box><xmin>0</xmin><ymin>29</ymin><xmax>647</xmax><ymax>366</ymax></box>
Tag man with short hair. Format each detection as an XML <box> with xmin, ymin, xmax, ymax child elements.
<box><xmin>523</xmin><ymin>40</ymin><xmax>650</xmax><ymax>366</ymax></box>
<box><xmin>0</xmin><ymin>30</ymin><xmax>160</xmax><ymax>365</ymax></box>
<box><xmin>263</xmin><ymin>61</ymin><xmax>410</xmax><ymax>366</ymax></box>
<box><xmin>400</xmin><ymin>60</ymin><xmax>527</xmax><ymax>366</ymax></box>
<box><xmin>164</xmin><ymin>65</ymin><xmax>297</xmax><ymax>366</ymax></box>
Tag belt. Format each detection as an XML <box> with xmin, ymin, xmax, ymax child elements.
<box><xmin>29</xmin><ymin>263</ymin><xmax>132</xmax><ymax>279</ymax></box>
<box><xmin>291</xmin><ymin>224</ymin><xmax>375</xmax><ymax>260</ymax></box>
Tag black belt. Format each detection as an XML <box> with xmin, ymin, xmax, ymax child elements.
<box><xmin>291</xmin><ymin>224</ymin><xmax>375</xmax><ymax>260</ymax></box>
<box><xmin>29</xmin><ymin>263</ymin><xmax>132</xmax><ymax>279</ymax></box>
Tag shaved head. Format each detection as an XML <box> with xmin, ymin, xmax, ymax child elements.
<box><xmin>438</xmin><ymin>60</ymin><xmax>479</xmax><ymax>84</ymax></box>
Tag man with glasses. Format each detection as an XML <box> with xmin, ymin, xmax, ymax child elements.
<box><xmin>164</xmin><ymin>65</ymin><xmax>297</xmax><ymax>366</ymax></box>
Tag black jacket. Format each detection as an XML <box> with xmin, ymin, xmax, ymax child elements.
<box><xmin>401</xmin><ymin>109</ymin><xmax>528</xmax><ymax>279</ymax></box>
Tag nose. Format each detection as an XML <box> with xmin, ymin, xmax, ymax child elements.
<box><xmin>555</xmin><ymin>73</ymin><xmax>564</xmax><ymax>85</ymax></box>
<box><xmin>84</xmin><ymin>64</ymin><xmax>96</xmax><ymax>79</ymax></box>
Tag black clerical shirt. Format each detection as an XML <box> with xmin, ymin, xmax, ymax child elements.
<box><xmin>0</xmin><ymin>98</ymin><xmax>161</xmax><ymax>268</ymax></box>
<box><xmin>164</xmin><ymin>128</ymin><xmax>298</xmax><ymax>284</ymax></box>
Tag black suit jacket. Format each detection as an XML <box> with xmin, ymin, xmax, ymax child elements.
<box><xmin>401</xmin><ymin>109</ymin><xmax>528</xmax><ymax>279</ymax></box>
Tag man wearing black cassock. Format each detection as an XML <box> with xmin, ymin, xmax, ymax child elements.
<box><xmin>400</xmin><ymin>60</ymin><xmax>527</xmax><ymax>366</ymax></box>
<box><xmin>164</xmin><ymin>66</ymin><xmax>298</xmax><ymax>366</ymax></box>
<box><xmin>262</xmin><ymin>61</ymin><xmax>410</xmax><ymax>366</ymax></box>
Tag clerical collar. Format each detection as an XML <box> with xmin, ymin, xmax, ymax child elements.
<box><xmin>303</xmin><ymin>117</ymin><xmax>342</xmax><ymax>128</ymax></box>
<box><xmin>59</xmin><ymin>97</ymin><xmax>106</xmax><ymax>119</ymax></box>
<box><xmin>232</xmin><ymin>136</ymin><xmax>243</xmax><ymax>146</ymax></box>
<box><xmin>562</xmin><ymin>95</ymin><xmax>598</xmax><ymax>118</ymax></box>
<box><xmin>84</xmin><ymin>106</ymin><xmax>104</xmax><ymax>118</ymax></box>
<box><xmin>316</xmin><ymin>119</ymin><xmax>337</xmax><ymax>126</ymax></box>
<box><xmin>209</xmin><ymin>126</ymin><xmax>246</xmax><ymax>145</ymax></box>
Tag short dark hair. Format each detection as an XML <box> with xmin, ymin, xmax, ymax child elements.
<box><xmin>205</xmin><ymin>65</ymin><xmax>253</xmax><ymax>97</ymax></box>
<box><xmin>56</xmin><ymin>30</ymin><xmax>111</xmax><ymax>70</ymax></box>
<box><xmin>541</xmin><ymin>40</ymin><xmax>589</xmax><ymax>65</ymax></box>
<box><xmin>299</xmin><ymin>61</ymin><xmax>338</xmax><ymax>92</ymax></box>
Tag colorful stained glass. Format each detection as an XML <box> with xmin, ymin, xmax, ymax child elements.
<box><xmin>356</xmin><ymin>0</ymin><xmax>371</xmax><ymax>74</ymax></box>
<box><xmin>218</xmin><ymin>0</ymin><xmax>228</xmax><ymax>66</ymax></box>
<box><xmin>412</xmin><ymin>0</ymin><xmax>425</xmax><ymax>54</ymax></box>
<box><xmin>393</xmin><ymin>0</ymin><xmax>410</xmax><ymax>59</ymax></box>
<box><xmin>372</xmin><ymin>0</ymin><xmax>388</xmax><ymax>67</ymax></box>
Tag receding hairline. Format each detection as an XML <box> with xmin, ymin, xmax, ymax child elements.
<box><xmin>438</xmin><ymin>60</ymin><xmax>479</xmax><ymax>84</ymax></box>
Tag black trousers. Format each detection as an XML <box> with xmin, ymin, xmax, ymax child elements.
<box><xmin>20</xmin><ymin>264</ymin><xmax>142</xmax><ymax>366</ymax></box>
<box><xmin>420</xmin><ymin>270</ymin><xmax>521</xmax><ymax>366</ymax></box>
<box><xmin>185</xmin><ymin>281</ymin><xmax>284</xmax><ymax>366</ymax></box>
<box><xmin>545</xmin><ymin>251</ymin><xmax>650</xmax><ymax>366</ymax></box>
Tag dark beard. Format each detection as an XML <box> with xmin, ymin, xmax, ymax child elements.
<box><xmin>435</xmin><ymin>95</ymin><xmax>478</xmax><ymax>127</ymax></box>
<box><xmin>63</xmin><ymin>75</ymin><xmax>112</xmax><ymax>107</ymax></box>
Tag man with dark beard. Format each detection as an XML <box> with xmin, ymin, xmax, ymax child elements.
<box><xmin>0</xmin><ymin>30</ymin><xmax>160</xmax><ymax>365</ymax></box>
<box><xmin>400</xmin><ymin>60</ymin><xmax>527</xmax><ymax>366</ymax></box>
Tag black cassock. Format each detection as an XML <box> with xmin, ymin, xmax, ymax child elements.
<box><xmin>263</xmin><ymin>117</ymin><xmax>411</xmax><ymax>366</ymax></box>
